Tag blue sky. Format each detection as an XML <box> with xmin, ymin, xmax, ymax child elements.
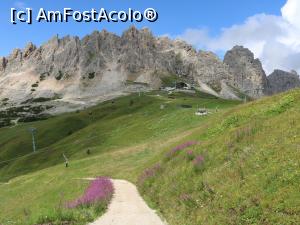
<box><xmin>0</xmin><ymin>0</ymin><xmax>286</xmax><ymax>56</ymax></box>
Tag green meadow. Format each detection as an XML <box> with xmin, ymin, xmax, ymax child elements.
<box><xmin>1</xmin><ymin>89</ymin><xmax>299</xmax><ymax>225</ymax></box>
<box><xmin>0</xmin><ymin>91</ymin><xmax>238</xmax><ymax>224</ymax></box>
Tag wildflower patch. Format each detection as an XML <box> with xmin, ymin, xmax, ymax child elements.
<box><xmin>165</xmin><ymin>141</ymin><xmax>199</xmax><ymax>160</ymax></box>
<box><xmin>66</xmin><ymin>177</ymin><xmax>114</xmax><ymax>209</ymax></box>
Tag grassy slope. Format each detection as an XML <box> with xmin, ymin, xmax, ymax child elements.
<box><xmin>0</xmin><ymin>91</ymin><xmax>237</xmax><ymax>182</ymax></box>
<box><xmin>0</xmin><ymin>91</ymin><xmax>238</xmax><ymax>224</ymax></box>
<box><xmin>139</xmin><ymin>89</ymin><xmax>300</xmax><ymax>225</ymax></box>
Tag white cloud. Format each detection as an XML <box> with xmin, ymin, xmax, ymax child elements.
<box><xmin>282</xmin><ymin>0</ymin><xmax>300</xmax><ymax>29</ymax></box>
<box><xmin>177</xmin><ymin>0</ymin><xmax>300</xmax><ymax>75</ymax></box>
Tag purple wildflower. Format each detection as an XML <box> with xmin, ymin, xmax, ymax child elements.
<box><xmin>193</xmin><ymin>155</ymin><xmax>204</xmax><ymax>165</ymax></box>
<box><xmin>166</xmin><ymin>141</ymin><xmax>199</xmax><ymax>159</ymax></box>
<box><xmin>66</xmin><ymin>177</ymin><xmax>114</xmax><ymax>208</ymax></box>
<box><xmin>138</xmin><ymin>163</ymin><xmax>161</xmax><ymax>185</ymax></box>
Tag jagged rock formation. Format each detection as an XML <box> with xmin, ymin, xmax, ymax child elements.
<box><xmin>267</xmin><ymin>69</ymin><xmax>300</xmax><ymax>95</ymax></box>
<box><xmin>224</xmin><ymin>46</ymin><xmax>268</xmax><ymax>98</ymax></box>
<box><xmin>0</xmin><ymin>27</ymin><xmax>240</xmax><ymax>112</ymax></box>
<box><xmin>196</xmin><ymin>51</ymin><xmax>231</xmax><ymax>84</ymax></box>
<box><xmin>0</xmin><ymin>27</ymin><xmax>299</xmax><ymax>118</ymax></box>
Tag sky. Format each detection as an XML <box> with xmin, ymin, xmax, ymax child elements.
<box><xmin>1</xmin><ymin>0</ymin><xmax>299</xmax><ymax>74</ymax></box>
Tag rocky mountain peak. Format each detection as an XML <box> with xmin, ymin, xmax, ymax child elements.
<box><xmin>0</xmin><ymin>28</ymin><xmax>299</xmax><ymax>117</ymax></box>
<box><xmin>122</xmin><ymin>26</ymin><xmax>140</xmax><ymax>38</ymax></box>
<box><xmin>267</xmin><ymin>69</ymin><xmax>300</xmax><ymax>95</ymax></box>
<box><xmin>121</xmin><ymin>26</ymin><xmax>155</xmax><ymax>45</ymax></box>
<box><xmin>229</xmin><ymin>45</ymin><xmax>254</xmax><ymax>58</ymax></box>
<box><xmin>46</xmin><ymin>35</ymin><xmax>60</xmax><ymax>48</ymax></box>
<box><xmin>290</xmin><ymin>70</ymin><xmax>298</xmax><ymax>76</ymax></box>
<box><xmin>23</xmin><ymin>42</ymin><xmax>36</xmax><ymax>58</ymax></box>
<box><xmin>224</xmin><ymin>45</ymin><xmax>268</xmax><ymax>98</ymax></box>
<box><xmin>8</xmin><ymin>48</ymin><xmax>22</xmax><ymax>61</ymax></box>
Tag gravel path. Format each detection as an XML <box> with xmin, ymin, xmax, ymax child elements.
<box><xmin>88</xmin><ymin>179</ymin><xmax>168</xmax><ymax>225</ymax></box>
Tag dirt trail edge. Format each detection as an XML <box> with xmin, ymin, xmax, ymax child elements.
<box><xmin>89</xmin><ymin>179</ymin><xmax>168</xmax><ymax>225</ymax></box>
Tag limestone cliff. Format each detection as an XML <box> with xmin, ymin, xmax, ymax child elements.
<box><xmin>0</xmin><ymin>27</ymin><xmax>299</xmax><ymax>115</ymax></box>
<box><xmin>267</xmin><ymin>69</ymin><xmax>300</xmax><ymax>95</ymax></box>
<box><xmin>224</xmin><ymin>46</ymin><xmax>268</xmax><ymax>98</ymax></box>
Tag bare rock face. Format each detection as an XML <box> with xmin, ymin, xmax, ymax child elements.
<box><xmin>224</xmin><ymin>46</ymin><xmax>268</xmax><ymax>98</ymax></box>
<box><xmin>4</xmin><ymin>27</ymin><xmax>298</xmax><ymax>118</ymax></box>
<box><xmin>0</xmin><ymin>27</ymin><xmax>194</xmax><ymax>113</ymax></box>
<box><xmin>195</xmin><ymin>51</ymin><xmax>232</xmax><ymax>94</ymax></box>
<box><xmin>23</xmin><ymin>42</ymin><xmax>36</xmax><ymax>58</ymax></box>
<box><xmin>267</xmin><ymin>69</ymin><xmax>300</xmax><ymax>95</ymax></box>
<box><xmin>120</xmin><ymin>27</ymin><xmax>158</xmax><ymax>74</ymax></box>
<box><xmin>197</xmin><ymin>51</ymin><xmax>231</xmax><ymax>82</ymax></box>
<box><xmin>0</xmin><ymin>57</ymin><xmax>7</xmax><ymax>71</ymax></box>
<box><xmin>0</xmin><ymin>27</ymin><xmax>248</xmax><ymax>116</ymax></box>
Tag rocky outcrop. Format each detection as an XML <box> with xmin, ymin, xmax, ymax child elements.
<box><xmin>0</xmin><ymin>26</ymin><xmax>239</xmax><ymax>107</ymax></box>
<box><xmin>0</xmin><ymin>57</ymin><xmax>7</xmax><ymax>71</ymax></box>
<box><xmin>267</xmin><ymin>69</ymin><xmax>300</xmax><ymax>95</ymax></box>
<box><xmin>195</xmin><ymin>51</ymin><xmax>232</xmax><ymax>95</ymax></box>
<box><xmin>23</xmin><ymin>42</ymin><xmax>36</xmax><ymax>58</ymax></box>
<box><xmin>1</xmin><ymin>27</ymin><xmax>299</xmax><ymax>115</ymax></box>
<box><xmin>224</xmin><ymin>46</ymin><xmax>268</xmax><ymax>98</ymax></box>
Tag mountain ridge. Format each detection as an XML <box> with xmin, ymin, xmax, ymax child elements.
<box><xmin>0</xmin><ymin>26</ymin><xmax>299</xmax><ymax>116</ymax></box>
